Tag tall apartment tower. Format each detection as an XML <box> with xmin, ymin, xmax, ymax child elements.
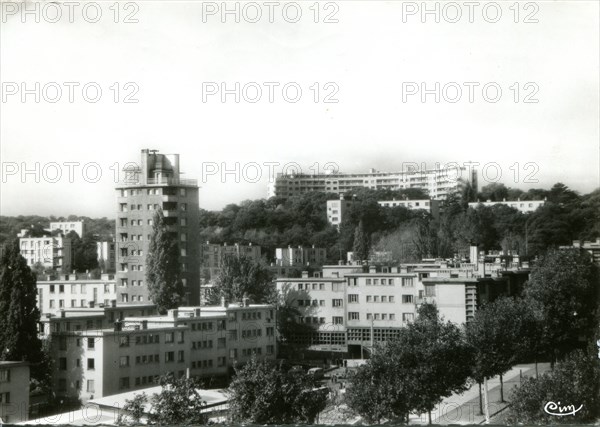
<box><xmin>115</xmin><ymin>149</ymin><xmax>200</xmax><ymax>306</ymax></box>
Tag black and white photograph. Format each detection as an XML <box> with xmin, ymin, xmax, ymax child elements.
<box><xmin>0</xmin><ymin>0</ymin><xmax>599</xmax><ymax>425</ymax></box>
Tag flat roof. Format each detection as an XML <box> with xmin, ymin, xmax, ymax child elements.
<box><xmin>274</xmin><ymin>277</ymin><xmax>346</xmax><ymax>282</ymax></box>
<box><xmin>345</xmin><ymin>273</ymin><xmax>417</xmax><ymax>277</ymax></box>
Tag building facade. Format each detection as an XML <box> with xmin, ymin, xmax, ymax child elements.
<box><xmin>50</xmin><ymin>221</ymin><xmax>86</xmax><ymax>238</ymax></box>
<box><xmin>44</xmin><ymin>304</ymin><xmax>276</xmax><ymax>402</ymax></box>
<box><xmin>37</xmin><ymin>274</ymin><xmax>118</xmax><ymax>314</ymax></box>
<box><xmin>468</xmin><ymin>198</ymin><xmax>546</xmax><ymax>213</ymax></box>
<box><xmin>275</xmin><ymin>246</ymin><xmax>327</xmax><ymax>267</ymax></box>
<box><xmin>97</xmin><ymin>241</ymin><xmax>116</xmax><ymax>273</ymax></box>
<box><xmin>115</xmin><ymin>149</ymin><xmax>200</xmax><ymax>305</ymax></box>
<box><xmin>19</xmin><ymin>236</ymin><xmax>72</xmax><ymax>272</ymax></box>
<box><xmin>200</xmin><ymin>242</ymin><xmax>262</xmax><ymax>280</ymax></box>
<box><xmin>269</xmin><ymin>166</ymin><xmax>477</xmax><ymax>199</ymax></box>
<box><xmin>0</xmin><ymin>361</ymin><xmax>30</xmax><ymax>424</ymax></box>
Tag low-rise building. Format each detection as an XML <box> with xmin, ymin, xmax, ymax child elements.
<box><xmin>468</xmin><ymin>198</ymin><xmax>546</xmax><ymax>213</ymax></box>
<box><xmin>200</xmin><ymin>242</ymin><xmax>262</xmax><ymax>280</ymax></box>
<box><xmin>45</xmin><ymin>303</ymin><xmax>276</xmax><ymax>402</ymax></box>
<box><xmin>50</xmin><ymin>221</ymin><xmax>86</xmax><ymax>238</ymax></box>
<box><xmin>275</xmin><ymin>246</ymin><xmax>327</xmax><ymax>267</ymax></box>
<box><xmin>36</xmin><ymin>274</ymin><xmax>118</xmax><ymax>315</ymax></box>
<box><xmin>19</xmin><ymin>236</ymin><xmax>72</xmax><ymax>272</ymax></box>
<box><xmin>0</xmin><ymin>361</ymin><xmax>30</xmax><ymax>424</ymax></box>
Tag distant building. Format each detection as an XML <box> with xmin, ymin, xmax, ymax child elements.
<box><xmin>44</xmin><ymin>303</ymin><xmax>276</xmax><ymax>402</ymax></box>
<box><xmin>19</xmin><ymin>236</ymin><xmax>72</xmax><ymax>272</ymax></box>
<box><xmin>565</xmin><ymin>238</ymin><xmax>600</xmax><ymax>265</ymax></box>
<box><xmin>326</xmin><ymin>196</ymin><xmax>440</xmax><ymax>227</ymax></box>
<box><xmin>269</xmin><ymin>166</ymin><xmax>477</xmax><ymax>199</ymax></box>
<box><xmin>468</xmin><ymin>198</ymin><xmax>545</xmax><ymax>213</ymax></box>
<box><xmin>200</xmin><ymin>242</ymin><xmax>262</xmax><ymax>280</ymax></box>
<box><xmin>115</xmin><ymin>149</ymin><xmax>200</xmax><ymax>305</ymax></box>
<box><xmin>96</xmin><ymin>241</ymin><xmax>116</xmax><ymax>273</ymax></box>
<box><xmin>0</xmin><ymin>361</ymin><xmax>30</xmax><ymax>424</ymax></box>
<box><xmin>50</xmin><ymin>221</ymin><xmax>86</xmax><ymax>238</ymax></box>
<box><xmin>275</xmin><ymin>246</ymin><xmax>327</xmax><ymax>267</ymax></box>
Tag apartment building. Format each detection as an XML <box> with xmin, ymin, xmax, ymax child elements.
<box><xmin>36</xmin><ymin>273</ymin><xmax>118</xmax><ymax>314</ymax></box>
<box><xmin>468</xmin><ymin>198</ymin><xmax>546</xmax><ymax>213</ymax></box>
<box><xmin>50</xmin><ymin>221</ymin><xmax>86</xmax><ymax>238</ymax></box>
<box><xmin>275</xmin><ymin>246</ymin><xmax>327</xmax><ymax>267</ymax></box>
<box><xmin>269</xmin><ymin>166</ymin><xmax>477</xmax><ymax>199</ymax></box>
<box><xmin>115</xmin><ymin>149</ymin><xmax>200</xmax><ymax>305</ymax></box>
<box><xmin>327</xmin><ymin>196</ymin><xmax>440</xmax><ymax>227</ymax></box>
<box><xmin>200</xmin><ymin>242</ymin><xmax>262</xmax><ymax>280</ymax></box>
<box><xmin>19</xmin><ymin>235</ymin><xmax>72</xmax><ymax>272</ymax></box>
<box><xmin>97</xmin><ymin>241</ymin><xmax>116</xmax><ymax>273</ymax></box>
<box><xmin>0</xmin><ymin>362</ymin><xmax>30</xmax><ymax>424</ymax></box>
<box><xmin>275</xmin><ymin>258</ymin><xmax>529</xmax><ymax>357</ymax></box>
<box><xmin>45</xmin><ymin>304</ymin><xmax>276</xmax><ymax>402</ymax></box>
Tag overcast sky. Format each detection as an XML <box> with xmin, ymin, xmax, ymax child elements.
<box><xmin>1</xmin><ymin>0</ymin><xmax>598</xmax><ymax>217</ymax></box>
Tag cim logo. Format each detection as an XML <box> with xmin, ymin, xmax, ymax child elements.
<box><xmin>544</xmin><ymin>401</ymin><xmax>583</xmax><ymax>417</ymax></box>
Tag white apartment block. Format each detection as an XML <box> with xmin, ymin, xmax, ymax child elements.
<box><xmin>37</xmin><ymin>274</ymin><xmax>119</xmax><ymax>314</ymax></box>
<box><xmin>19</xmin><ymin>236</ymin><xmax>72</xmax><ymax>271</ymax></box>
<box><xmin>269</xmin><ymin>166</ymin><xmax>477</xmax><ymax>199</ymax></box>
<box><xmin>275</xmin><ymin>245</ymin><xmax>327</xmax><ymax>267</ymax></box>
<box><xmin>327</xmin><ymin>197</ymin><xmax>440</xmax><ymax>227</ymax></box>
<box><xmin>44</xmin><ymin>304</ymin><xmax>276</xmax><ymax>402</ymax></box>
<box><xmin>50</xmin><ymin>221</ymin><xmax>85</xmax><ymax>237</ymax></box>
<box><xmin>0</xmin><ymin>361</ymin><xmax>30</xmax><ymax>424</ymax></box>
<box><xmin>468</xmin><ymin>198</ymin><xmax>545</xmax><ymax>213</ymax></box>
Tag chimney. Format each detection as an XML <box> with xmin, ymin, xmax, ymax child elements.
<box><xmin>301</xmin><ymin>271</ymin><xmax>309</xmax><ymax>278</ymax></box>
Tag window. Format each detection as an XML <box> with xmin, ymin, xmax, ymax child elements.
<box><xmin>366</xmin><ymin>296</ymin><xmax>372</xmax><ymax>302</ymax></box>
<box><xmin>382</xmin><ymin>313</ymin><xmax>388</xmax><ymax>320</ymax></box>
<box><xmin>297</xmin><ymin>283</ymin><xmax>303</xmax><ymax>290</ymax></box>
<box><xmin>177</xmin><ymin>350</ymin><xmax>185</xmax><ymax>362</ymax></box>
<box><xmin>87</xmin><ymin>358</ymin><xmax>95</xmax><ymax>370</ymax></box>
<box><xmin>218</xmin><ymin>356</ymin><xmax>226</xmax><ymax>367</ymax></box>
<box><xmin>373</xmin><ymin>279</ymin><xmax>379</xmax><ymax>285</ymax></box>
<box><xmin>59</xmin><ymin>358</ymin><xmax>67</xmax><ymax>370</ymax></box>
<box><xmin>319</xmin><ymin>300</ymin><xmax>325</xmax><ymax>306</ymax></box>
<box><xmin>402</xmin><ymin>295</ymin><xmax>414</xmax><ymax>304</ymax></box>
<box><xmin>348</xmin><ymin>312</ymin><xmax>359</xmax><ymax>320</ymax></box>
<box><xmin>381</xmin><ymin>279</ymin><xmax>386</xmax><ymax>285</ymax></box>
<box><xmin>403</xmin><ymin>313</ymin><xmax>415</xmax><ymax>323</ymax></box>
<box><xmin>59</xmin><ymin>336</ymin><xmax>67</xmax><ymax>351</ymax></box>
<box><xmin>120</xmin><ymin>336</ymin><xmax>130</xmax><ymax>347</ymax></box>
<box><xmin>366</xmin><ymin>313</ymin><xmax>372</xmax><ymax>320</ymax></box>
<box><xmin>374</xmin><ymin>296</ymin><xmax>379</xmax><ymax>303</ymax></box>
<box><xmin>389</xmin><ymin>296</ymin><xmax>395</xmax><ymax>303</ymax></box>
<box><xmin>402</xmin><ymin>277</ymin><xmax>414</xmax><ymax>287</ymax></box>
<box><xmin>348</xmin><ymin>294</ymin><xmax>358</xmax><ymax>303</ymax></box>
<box><xmin>177</xmin><ymin>331</ymin><xmax>184</xmax><ymax>343</ymax></box>
<box><xmin>229</xmin><ymin>349</ymin><xmax>237</xmax><ymax>359</ymax></box>
<box><xmin>333</xmin><ymin>316</ymin><xmax>343</xmax><ymax>324</ymax></box>
<box><xmin>332</xmin><ymin>299</ymin><xmax>343</xmax><ymax>307</ymax></box>
<box><xmin>267</xmin><ymin>345</ymin><xmax>274</xmax><ymax>355</ymax></box>
<box><xmin>0</xmin><ymin>370</ymin><xmax>9</xmax><ymax>383</ymax></box>
<box><xmin>165</xmin><ymin>351</ymin><xmax>175</xmax><ymax>362</ymax></box>
<box><xmin>389</xmin><ymin>278</ymin><xmax>395</xmax><ymax>285</ymax></box>
<box><xmin>365</xmin><ymin>279</ymin><xmax>371</xmax><ymax>285</ymax></box>
<box><xmin>119</xmin><ymin>377</ymin><xmax>130</xmax><ymax>390</ymax></box>
<box><xmin>86</xmin><ymin>379</ymin><xmax>95</xmax><ymax>393</ymax></box>
<box><xmin>165</xmin><ymin>332</ymin><xmax>174</xmax><ymax>343</ymax></box>
<box><xmin>390</xmin><ymin>314</ymin><xmax>396</xmax><ymax>320</ymax></box>
<box><xmin>87</xmin><ymin>337</ymin><xmax>95</xmax><ymax>349</ymax></box>
<box><xmin>382</xmin><ymin>296</ymin><xmax>387</xmax><ymax>303</ymax></box>
<box><xmin>120</xmin><ymin>356</ymin><xmax>130</xmax><ymax>367</ymax></box>
<box><xmin>217</xmin><ymin>338</ymin><xmax>226</xmax><ymax>348</ymax></box>
<box><xmin>425</xmin><ymin>285</ymin><xmax>436</xmax><ymax>297</ymax></box>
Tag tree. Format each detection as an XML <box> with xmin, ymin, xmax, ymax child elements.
<box><xmin>146</xmin><ymin>209</ymin><xmax>184</xmax><ymax>314</ymax></box>
<box><xmin>227</xmin><ymin>357</ymin><xmax>327</xmax><ymax>424</ymax></box>
<box><xmin>506</xmin><ymin>350</ymin><xmax>600</xmax><ymax>424</ymax></box>
<box><xmin>0</xmin><ymin>240</ymin><xmax>48</xmax><ymax>384</ymax></box>
<box><xmin>346</xmin><ymin>304</ymin><xmax>472</xmax><ymax>424</ymax></box>
<box><xmin>117</xmin><ymin>374</ymin><xmax>208</xmax><ymax>425</ymax></box>
<box><xmin>352</xmin><ymin>220</ymin><xmax>369</xmax><ymax>262</ymax></box>
<box><xmin>523</xmin><ymin>248</ymin><xmax>599</xmax><ymax>363</ymax></box>
<box><xmin>466</xmin><ymin>297</ymin><xmax>540</xmax><ymax>422</ymax></box>
<box><xmin>69</xmin><ymin>231</ymin><xmax>98</xmax><ymax>273</ymax></box>
<box><xmin>276</xmin><ymin>283</ymin><xmax>318</xmax><ymax>356</ymax></box>
<box><xmin>208</xmin><ymin>254</ymin><xmax>275</xmax><ymax>306</ymax></box>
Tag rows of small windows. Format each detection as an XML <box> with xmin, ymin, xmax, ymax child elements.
<box><xmin>363</xmin><ymin>277</ymin><xmax>414</xmax><ymax>286</ymax></box>
<box><xmin>192</xmin><ymin>339</ymin><xmax>216</xmax><ymax>349</ymax></box>
<box><xmin>119</xmin><ymin>217</ymin><xmax>187</xmax><ymax>227</ymax></box>
<box><xmin>365</xmin><ymin>295</ymin><xmax>395</xmax><ymax>303</ymax></box>
<box><xmin>119</xmin><ymin>188</ymin><xmax>187</xmax><ymax>197</ymax></box>
<box><xmin>347</xmin><ymin>328</ymin><xmax>403</xmax><ymax>342</ymax></box>
<box><xmin>119</xmin><ymin>202</ymin><xmax>188</xmax><ymax>212</ymax></box>
<box><xmin>241</xmin><ymin>347</ymin><xmax>262</xmax><ymax>357</ymax></box>
<box><xmin>46</xmin><ymin>284</ymin><xmax>115</xmax><ymax>294</ymax></box>
<box><xmin>348</xmin><ymin>294</ymin><xmax>414</xmax><ymax>304</ymax></box>
<box><xmin>241</xmin><ymin>328</ymin><xmax>262</xmax><ymax>339</ymax></box>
